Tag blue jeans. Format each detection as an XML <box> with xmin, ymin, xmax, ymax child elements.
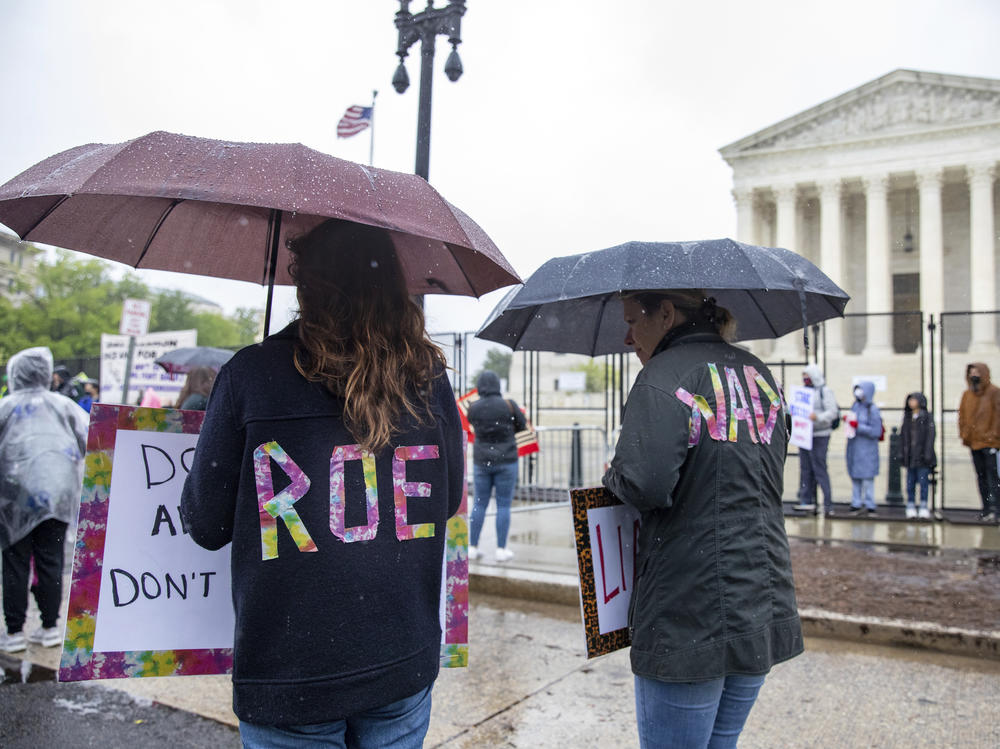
<box><xmin>797</xmin><ymin>435</ymin><xmax>832</xmax><ymax>509</ymax></box>
<box><xmin>238</xmin><ymin>685</ymin><xmax>432</xmax><ymax>749</ymax></box>
<box><xmin>850</xmin><ymin>478</ymin><xmax>876</xmax><ymax>509</ymax></box>
<box><xmin>470</xmin><ymin>460</ymin><xmax>519</xmax><ymax>548</ymax></box>
<box><xmin>635</xmin><ymin>674</ymin><xmax>766</xmax><ymax>749</ymax></box>
<box><xmin>906</xmin><ymin>466</ymin><xmax>930</xmax><ymax>509</ymax></box>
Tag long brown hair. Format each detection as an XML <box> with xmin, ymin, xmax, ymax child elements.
<box><xmin>288</xmin><ymin>219</ymin><xmax>446</xmax><ymax>453</ymax></box>
<box><xmin>176</xmin><ymin>366</ymin><xmax>217</xmax><ymax>407</ymax></box>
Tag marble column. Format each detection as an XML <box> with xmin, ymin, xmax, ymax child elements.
<box><xmin>818</xmin><ymin>180</ymin><xmax>844</xmax><ymax>287</ymax></box>
<box><xmin>818</xmin><ymin>180</ymin><xmax>844</xmax><ymax>356</ymax></box>
<box><xmin>916</xmin><ymin>168</ymin><xmax>945</xmax><ymax>321</ymax></box>
<box><xmin>863</xmin><ymin>174</ymin><xmax>892</xmax><ymax>351</ymax></box>
<box><xmin>969</xmin><ymin>163</ymin><xmax>997</xmax><ymax>347</ymax></box>
<box><xmin>774</xmin><ymin>185</ymin><xmax>797</xmax><ymax>250</ymax></box>
<box><xmin>773</xmin><ymin>185</ymin><xmax>801</xmax><ymax>360</ymax></box>
<box><xmin>733</xmin><ymin>188</ymin><xmax>755</xmax><ymax>243</ymax></box>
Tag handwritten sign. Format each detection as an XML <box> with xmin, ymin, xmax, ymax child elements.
<box><xmin>100</xmin><ymin>330</ymin><xmax>197</xmax><ymax>406</ymax></box>
<box><xmin>571</xmin><ymin>487</ymin><xmax>640</xmax><ymax>658</ymax></box>
<box><xmin>119</xmin><ymin>298</ymin><xmax>152</xmax><ymax>337</ymax></box>
<box><xmin>788</xmin><ymin>386</ymin><xmax>814</xmax><ymax>450</ymax></box>
<box><xmin>93</xmin><ymin>429</ymin><xmax>233</xmax><ymax>652</ymax></box>
<box><xmin>60</xmin><ymin>404</ymin><xmax>468</xmax><ymax>681</ymax></box>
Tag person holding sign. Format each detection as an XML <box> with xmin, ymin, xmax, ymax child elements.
<box><xmin>180</xmin><ymin>220</ymin><xmax>465</xmax><ymax>747</ymax></box>
<box><xmin>0</xmin><ymin>347</ymin><xmax>88</xmax><ymax>653</ymax></box>
<box><xmin>793</xmin><ymin>364</ymin><xmax>839</xmax><ymax>517</ymax></box>
<box><xmin>603</xmin><ymin>290</ymin><xmax>802</xmax><ymax>749</ymax></box>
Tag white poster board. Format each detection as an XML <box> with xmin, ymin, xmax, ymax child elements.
<box><xmin>100</xmin><ymin>330</ymin><xmax>197</xmax><ymax>405</ymax></box>
<box><xmin>788</xmin><ymin>386</ymin><xmax>814</xmax><ymax>450</ymax></box>
<box><xmin>92</xmin><ymin>428</ymin><xmax>234</xmax><ymax>652</ymax></box>
<box><xmin>586</xmin><ymin>504</ymin><xmax>641</xmax><ymax>635</ymax></box>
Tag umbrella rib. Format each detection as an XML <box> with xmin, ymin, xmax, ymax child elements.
<box><xmin>134</xmin><ymin>199</ymin><xmax>183</xmax><ymax>268</ymax></box>
<box><xmin>19</xmin><ymin>195</ymin><xmax>70</xmax><ymax>239</ymax></box>
<box><xmin>589</xmin><ymin>295</ymin><xmax>609</xmax><ymax>356</ymax></box>
<box><xmin>745</xmin><ymin>291</ymin><xmax>781</xmax><ymax>338</ymax></box>
<box><xmin>449</xmin><ymin>243</ymin><xmax>479</xmax><ymax>296</ymax></box>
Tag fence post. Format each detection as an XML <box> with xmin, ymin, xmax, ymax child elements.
<box><xmin>570</xmin><ymin>423</ymin><xmax>583</xmax><ymax>487</ymax></box>
<box><xmin>885</xmin><ymin>426</ymin><xmax>904</xmax><ymax>505</ymax></box>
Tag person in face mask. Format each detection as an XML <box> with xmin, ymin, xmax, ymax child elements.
<box><xmin>845</xmin><ymin>381</ymin><xmax>882</xmax><ymax>515</ymax></box>
<box><xmin>958</xmin><ymin>362</ymin><xmax>1000</xmax><ymax>522</ymax></box>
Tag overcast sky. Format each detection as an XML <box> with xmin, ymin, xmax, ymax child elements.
<box><xmin>2</xmin><ymin>0</ymin><xmax>999</xmax><ymax>347</ymax></box>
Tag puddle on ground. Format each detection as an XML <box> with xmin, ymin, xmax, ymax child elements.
<box><xmin>0</xmin><ymin>655</ymin><xmax>57</xmax><ymax>685</ymax></box>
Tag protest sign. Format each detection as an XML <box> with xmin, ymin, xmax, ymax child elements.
<box><xmin>570</xmin><ymin>487</ymin><xmax>640</xmax><ymax>658</ymax></box>
<box><xmin>100</xmin><ymin>330</ymin><xmax>197</xmax><ymax>406</ymax></box>
<box><xmin>60</xmin><ymin>404</ymin><xmax>468</xmax><ymax>681</ymax></box>
<box><xmin>59</xmin><ymin>404</ymin><xmax>231</xmax><ymax>681</ymax></box>
<box><xmin>788</xmin><ymin>386</ymin><xmax>815</xmax><ymax>450</ymax></box>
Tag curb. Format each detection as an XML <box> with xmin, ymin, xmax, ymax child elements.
<box><xmin>471</xmin><ymin>567</ymin><xmax>1000</xmax><ymax>662</ymax></box>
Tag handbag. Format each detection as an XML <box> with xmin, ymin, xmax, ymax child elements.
<box><xmin>507</xmin><ymin>399</ymin><xmax>540</xmax><ymax>456</ymax></box>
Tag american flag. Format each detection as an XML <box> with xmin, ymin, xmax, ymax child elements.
<box><xmin>337</xmin><ymin>105</ymin><xmax>373</xmax><ymax>138</ymax></box>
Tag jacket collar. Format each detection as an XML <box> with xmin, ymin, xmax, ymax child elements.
<box><xmin>651</xmin><ymin>318</ymin><xmax>723</xmax><ymax>359</ymax></box>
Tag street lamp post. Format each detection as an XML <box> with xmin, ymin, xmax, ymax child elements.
<box><xmin>392</xmin><ymin>0</ymin><xmax>466</xmax><ymax>181</ymax></box>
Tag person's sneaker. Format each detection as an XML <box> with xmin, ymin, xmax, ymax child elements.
<box><xmin>0</xmin><ymin>631</ymin><xmax>26</xmax><ymax>653</ymax></box>
<box><xmin>917</xmin><ymin>507</ymin><xmax>931</xmax><ymax>520</ymax></box>
<box><xmin>848</xmin><ymin>506</ymin><xmax>865</xmax><ymax>516</ymax></box>
<box><xmin>468</xmin><ymin>545</ymin><xmax>480</xmax><ymax>561</ymax></box>
<box><xmin>866</xmin><ymin>508</ymin><xmax>878</xmax><ymax>516</ymax></box>
<box><xmin>495</xmin><ymin>547</ymin><xmax>514</xmax><ymax>563</ymax></box>
<box><xmin>905</xmin><ymin>506</ymin><xmax>917</xmax><ymax>519</ymax></box>
<box><xmin>26</xmin><ymin>626</ymin><xmax>62</xmax><ymax>648</ymax></box>
<box><xmin>793</xmin><ymin>502</ymin><xmax>817</xmax><ymax>512</ymax></box>
<box><xmin>823</xmin><ymin>509</ymin><xmax>835</xmax><ymax>518</ymax></box>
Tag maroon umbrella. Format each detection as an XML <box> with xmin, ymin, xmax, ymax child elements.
<box><xmin>0</xmin><ymin>130</ymin><xmax>520</xmax><ymax>331</ymax></box>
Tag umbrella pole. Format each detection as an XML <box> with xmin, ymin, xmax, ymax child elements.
<box><xmin>262</xmin><ymin>209</ymin><xmax>283</xmax><ymax>339</ymax></box>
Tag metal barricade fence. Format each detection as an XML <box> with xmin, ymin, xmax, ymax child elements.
<box><xmin>514</xmin><ymin>425</ymin><xmax>609</xmax><ymax>506</ymax></box>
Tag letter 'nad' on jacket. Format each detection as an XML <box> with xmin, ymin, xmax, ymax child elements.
<box><xmin>602</xmin><ymin>332</ymin><xmax>802</xmax><ymax>683</ymax></box>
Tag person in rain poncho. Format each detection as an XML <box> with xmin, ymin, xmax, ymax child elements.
<box><xmin>0</xmin><ymin>347</ymin><xmax>88</xmax><ymax>653</ymax></box>
<box><xmin>603</xmin><ymin>290</ymin><xmax>802</xmax><ymax>749</ymax></box>
<box><xmin>845</xmin><ymin>380</ymin><xmax>883</xmax><ymax>515</ymax></box>
<box><xmin>958</xmin><ymin>362</ymin><xmax>1000</xmax><ymax>522</ymax></box>
<box><xmin>181</xmin><ymin>220</ymin><xmax>464</xmax><ymax>746</ymax></box>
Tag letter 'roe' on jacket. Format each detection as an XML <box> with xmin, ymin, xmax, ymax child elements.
<box><xmin>603</xmin><ymin>331</ymin><xmax>803</xmax><ymax>682</ymax></box>
<box><xmin>180</xmin><ymin>323</ymin><xmax>465</xmax><ymax>725</ymax></box>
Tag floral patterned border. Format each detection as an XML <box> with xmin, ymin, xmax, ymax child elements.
<box><xmin>58</xmin><ymin>404</ymin><xmax>232</xmax><ymax>681</ymax></box>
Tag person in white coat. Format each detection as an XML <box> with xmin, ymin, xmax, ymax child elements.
<box><xmin>794</xmin><ymin>364</ymin><xmax>839</xmax><ymax>516</ymax></box>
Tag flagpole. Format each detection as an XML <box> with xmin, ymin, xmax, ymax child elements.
<box><xmin>369</xmin><ymin>89</ymin><xmax>378</xmax><ymax>166</ymax></box>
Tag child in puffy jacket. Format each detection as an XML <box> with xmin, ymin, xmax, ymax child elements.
<box><xmin>900</xmin><ymin>392</ymin><xmax>936</xmax><ymax>520</ymax></box>
<box><xmin>845</xmin><ymin>380</ymin><xmax>882</xmax><ymax>515</ymax></box>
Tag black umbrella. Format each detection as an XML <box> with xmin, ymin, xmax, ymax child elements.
<box><xmin>477</xmin><ymin>238</ymin><xmax>850</xmax><ymax>356</ymax></box>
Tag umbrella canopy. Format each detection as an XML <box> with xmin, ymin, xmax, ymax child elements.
<box><xmin>477</xmin><ymin>238</ymin><xmax>850</xmax><ymax>356</ymax></box>
<box><xmin>154</xmin><ymin>346</ymin><xmax>235</xmax><ymax>376</ymax></box>
<box><xmin>0</xmin><ymin>131</ymin><xmax>520</xmax><ymax>330</ymax></box>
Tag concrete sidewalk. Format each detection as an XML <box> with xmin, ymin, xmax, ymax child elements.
<box><xmin>6</xmin><ymin>593</ymin><xmax>999</xmax><ymax>748</ymax></box>
<box><xmin>3</xmin><ymin>506</ymin><xmax>999</xmax><ymax>746</ymax></box>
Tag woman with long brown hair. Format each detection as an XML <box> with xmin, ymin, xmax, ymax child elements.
<box><xmin>181</xmin><ymin>219</ymin><xmax>465</xmax><ymax>747</ymax></box>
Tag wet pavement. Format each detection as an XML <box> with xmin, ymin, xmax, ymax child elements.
<box><xmin>2</xmin><ymin>507</ymin><xmax>999</xmax><ymax>746</ymax></box>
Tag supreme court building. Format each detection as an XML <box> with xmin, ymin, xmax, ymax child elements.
<box><xmin>720</xmin><ymin>69</ymin><xmax>1000</xmax><ymax>380</ymax></box>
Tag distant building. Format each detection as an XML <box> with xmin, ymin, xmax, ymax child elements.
<box><xmin>150</xmin><ymin>287</ymin><xmax>225</xmax><ymax>316</ymax></box>
<box><xmin>0</xmin><ymin>232</ymin><xmax>42</xmax><ymax>304</ymax></box>
<box><xmin>720</xmin><ymin>69</ymin><xmax>1000</xmax><ymax>359</ymax></box>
